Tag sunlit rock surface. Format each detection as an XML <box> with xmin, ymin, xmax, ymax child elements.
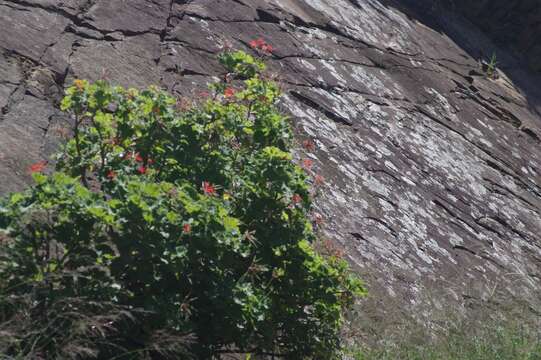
<box><xmin>1</xmin><ymin>0</ymin><xmax>540</xmax><ymax>317</ymax></box>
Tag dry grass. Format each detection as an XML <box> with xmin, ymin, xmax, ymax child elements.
<box><xmin>346</xmin><ymin>318</ymin><xmax>541</xmax><ymax>360</ymax></box>
<box><xmin>343</xmin><ymin>278</ymin><xmax>541</xmax><ymax>360</ymax></box>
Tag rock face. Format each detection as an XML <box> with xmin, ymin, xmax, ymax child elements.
<box><xmin>1</xmin><ymin>0</ymin><xmax>541</xmax><ymax>320</ymax></box>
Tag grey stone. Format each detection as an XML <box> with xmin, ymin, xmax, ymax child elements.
<box><xmin>1</xmin><ymin>0</ymin><xmax>541</xmax><ymax>323</ymax></box>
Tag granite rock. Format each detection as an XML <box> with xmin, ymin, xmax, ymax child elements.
<box><xmin>1</xmin><ymin>0</ymin><xmax>541</xmax><ymax>320</ymax></box>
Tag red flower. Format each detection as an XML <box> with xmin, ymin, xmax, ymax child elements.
<box><xmin>124</xmin><ymin>152</ymin><xmax>132</xmax><ymax>160</ymax></box>
<box><xmin>135</xmin><ymin>153</ymin><xmax>144</xmax><ymax>162</ymax></box>
<box><xmin>250</xmin><ymin>38</ymin><xmax>265</xmax><ymax>49</ymax></box>
<box><xmin>302</xmin><ymin>158</ymin><xmax>313</xmax><ymax>170</ymax></box>
<box><xmin>261</xmin><ymin>44</ymin><xmax>273</xmax><ymax>53</ymax></box>
<box><xmin>249</xmin><ymin>38</ymin><xmax>274</xmax><ymax>54</ymax></box>
<box><xmin>137</xmin><ymin>166</ymin><xmax>147</xmax><ymax>174</ymax></box>
<box><xmin>292</xmin><ymin>194</ymin><xmax>302</xmax><ymax>204</ymax></box>
<box><xmin>202</xmin><ymin>181</ymin><xmax>216</xmax><ymax>196</ymax></box>
<box><xmin>28</xmin><ymin>160</ymin><xmax>47</xmax><ymax>174</ymax></box>
<box><xmin>224</xmin><ymin>87</ymin><xmax>235</xmax><ymax>98</ymax></box>
<box><xmin>314</xmin><ymin>174</ymin><xmax>325</xmax><ymax>186</ymax></box>
<box><xmin>106</xmin><ymin>170</ymin><xmax>116</xmax><ymax>179</ymax></box>
<box><xmin>302</xmin><ymin>139</ymin><xmax>316</xmax><ymax>151</ymax></box>
<box><xmin>183</xmin><ymin>223</ymin><xmax>191</xmax><ymax>234</ymax></box>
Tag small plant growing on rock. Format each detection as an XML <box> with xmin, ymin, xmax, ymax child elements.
<box><xmin>483</xmin><ymin>52</ymin><xmax>498</xmax><ymax>79</ymax></box>
<box><xmin>0</xmin><ymin>46</ymin><xmax>364</xmax><ymax>359</ymax></box>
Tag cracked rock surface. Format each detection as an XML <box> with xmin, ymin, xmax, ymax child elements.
<box><xmin>1</xmin><ymin>0</ymin><xmax>541</xmax><ymax>317</ymax></box>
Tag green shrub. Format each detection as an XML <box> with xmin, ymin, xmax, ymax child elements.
<box><xmin>0</xmin><ymin>49</ymin><xmax>364</xmax><ymax>359</ymax></box>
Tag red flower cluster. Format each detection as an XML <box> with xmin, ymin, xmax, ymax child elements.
<box><xmin>302</xmin><ymin>139</ymin><xmax>315</xmax><ymax>151</ymax></box>
<box><xmin>28</xmin><ymin>160</ymin><xmax>47</xmax><ymax>174</ymax></box>
<box><xmin>125</xmin><ymin>152</ymin><xmax>153</xmax><ymax>163</ymax></box>
<box><xmin>291</xmin><ymin>193</ymin><xmax>302</xmax><ymax>204</ymax></box>
<box><xmin>249</xmin><ymin>38</ymin><xmax>273</xmax><ymax>54</ymax></box>
<box><xmin>106</xmin><ymin>170</ymin><xmax>116</xmax><ymax>180</ymax></box>
<box><xmin>224</xmin><ymin>87</ymin><xmax>235</xmax><ymax>98</ymax></box>
<box><xmin>314</xmin><ymin>174</ymin><xmax>325</xmax><ymax>186</ymax></box>
<box><xmin>182</xmin><ymin>223</ymin><xmax>191</xmax><ymax>234</ymax></box>
<box><xmin>202</xmin><ymin>181</ymin><xmax>216</xmax><ymax>196</ymax></box>
<box><xmin>302</xmin><ymin>158</ymin><xmax>313</xmax><ymax>170</ymax></box>
<box><xmin>124</xmin><ymin>152</ymin><xmax>154</xmax><ymax>175</ymax></box>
